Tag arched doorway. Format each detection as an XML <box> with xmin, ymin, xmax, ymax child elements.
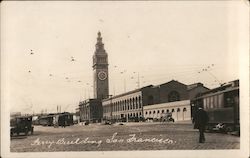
<box><xmin>177</xmin><ymin>108</ymin><xmax>180</xmax><ymax>121</ymax></box>
<box><xmin>183</xmin><ymin>107</ymin><xmax>187</xmax><ymax>120</ymax></box>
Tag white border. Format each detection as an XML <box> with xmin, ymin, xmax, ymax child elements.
<box><xmin>1</xmin><ymin>1</ymin><xmax>249</xmax><ymax>158</ymax></box>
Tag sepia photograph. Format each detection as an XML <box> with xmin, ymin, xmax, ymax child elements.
<box><xmin>1</xmin><ymin>1</ymin><xmax>249</xmax><ymax>158</ymax></box>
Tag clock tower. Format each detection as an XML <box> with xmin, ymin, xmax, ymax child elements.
<box><xmin>93</xmin><ymin>32</ymin><xmax>109</xmax><ymax>99</ymax></box>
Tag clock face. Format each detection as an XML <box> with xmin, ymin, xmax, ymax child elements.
<box><xmin>98</xmin><ymin>71</ymin><xmax>107</xmax><ymax>80</ymax></box>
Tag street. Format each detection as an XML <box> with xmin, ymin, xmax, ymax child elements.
<box><xmin>10</xmin><ymin>122</ymin><xmax>240</xmax><ymax>152</ymax></box>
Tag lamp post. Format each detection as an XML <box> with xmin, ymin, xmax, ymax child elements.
<box><xmin>131</xmin><ymin>72</ymin><xmax>144</xmax><ymax>89</ymax></box>
<box><xmin>120</xmin><ymin>70</ymin><xmax>127</xmax><ymax>93</ymax></box>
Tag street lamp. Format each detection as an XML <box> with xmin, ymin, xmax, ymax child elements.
<box><xmin>131</xmin><ymin>72</ymin><xmax>144</xmax><ymax>89</ymax></box>
<box><xmin>120</xmin><ymin>70</ymin><xmax>127</xmax><ymax>93</ymax></box>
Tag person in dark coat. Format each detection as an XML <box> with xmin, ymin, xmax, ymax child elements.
<box><xmin>193</xmin><ymin>106</ymin><xmax>209</xmax><ymax>143</ymax></box>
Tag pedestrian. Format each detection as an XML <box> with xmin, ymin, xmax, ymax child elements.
<box><xmin>193</xmin><ymin>106</ymin><xmax>209</xmax><ymax>143</ymax></box>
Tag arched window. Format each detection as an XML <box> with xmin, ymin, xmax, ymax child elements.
<box><xmin>177</xmin><ymin>108</ymin><xmax>180</xmax><ymax>112</ymax></box>
<box><xmin>127</xmin><ymin>99</ymin><xmax>130</xmax><ymax>110</ymax></box>
<box><xmin>149</xmin><ymin>111</ymin><xmax>152</xmax><ymax>114</ymax></box>
<box><xmin>130</xmin><ymin>98</ymin><xmax>132</xmax><ymax>109</ymax></box>
<box><xmin>172</xmin><ymin>109</ymin><xmax>175</xmax><ymax>112</ymax></box>
<box><xmin>148</xmin><ymin>95</ymin><xmax>154</xmax><ymax>105</ymax></box>
<box><xmin>157</xmin><ymin>110</ymin><xmax>160</xmax><ymax>114</ymax></box>
<box><xmin>135</xmin><ymin>97</ymin><xmax>138</xmax><ymax>109</ymax></box>
<box><xmin>167</xmin><ymin>109</ymin><xmax>169</xmax><ymax>113</ymax></box>
<box><xmin>139</xmin><ymin>96</ymin><xmax>142</xmax><ymax>108</ymax></box>
<box><xmin>153</xmin><ymin>111</ymin><xmax>156</xmax><ymax>114</ymax></box>
<box><xmin>132</xmin><ymin>98</ymin><xmax>135</xmax><ymax>109</ymax></box>
<box><xmin>168</xmin><ymin>91</ymin><xmax>180</xmax><ymax>102</ymax></box>
<box><xmin>139</xmin><ymin>112</ymin><xmax>142</xmax><ymax>116</ymax></box>
<box><xmin>183</xmin><ymin>108</ymin><xmax>187</xmax><ymax>112</ymax></box>
<box><xmin>146</xmin><ymin>111</ymin><xmax>148</xmax><ymax>115</ymax></box>
<box><xmin>118</xmin><ymin>101</ymin><xmax>120</xmax><ymax>111</ymax></box>
<box><xmin>162</xmin><ymin>110</ymin><xmax>164</xmax><ymax>113</ymax></box>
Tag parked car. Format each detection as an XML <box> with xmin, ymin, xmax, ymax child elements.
<box><xmin>10</xmin><ymin>116</ymin><xmax>34</xmax><ymax>137</ymax></box>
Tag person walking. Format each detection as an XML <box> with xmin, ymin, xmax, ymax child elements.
<box><xmin>193</xmin><ymin>106</ymin><xmax>209</xmax><ymax>143</ymax></box>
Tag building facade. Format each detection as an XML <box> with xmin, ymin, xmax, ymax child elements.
<box><xmin>102</xmin><ymin>80</ymin><xmax>209</xmax><ymax>122</ymax></box>
<box><xmin>102</xmin><ymin>88</ymin><xmax>144</xmax><ymax>121</ymax></box>
<box><xmin>78</xmin><ymin>32</ymin><xmax>210</xmax><ymax>123</ymax></box>
<box><xmin>143</xmin><ymin>100</ymin><xmax>191</xmax><ymax>121</ymax></box>
<box><xmin>78</xmin><ymin>32</ymin><xmax>109</xmax><ymax>122</ymax></box>
<box><xmin>79</xmin><ymin>99</ymin><xmax>102</xmax><ymax>122</ymax></box>
<box><xmin>93</xmin><ymin>32</ymin><xmax>109</xmax><ymax>100</ymax></box>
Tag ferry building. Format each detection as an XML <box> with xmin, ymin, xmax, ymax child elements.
<box><xmin>78</xmin><ymin>32</ymin><xmax>209</xmax><ymax>123</ymax></box>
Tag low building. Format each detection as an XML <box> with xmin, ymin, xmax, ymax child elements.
<box><xmin>102</xmin><ymin>87</ymin><xmax>145</xmax><ymax>121</ymax></box>
<box><xmin>102</xmin><ymin>80</ymin><xmax>209</xmax><ymax>122</ymax></box>
<box><xmin>79</xmin><ymin>99</ymin><xmax>102</xmax><ymax>123</ymax></box>
<box><xmin>143</xmin><ymin>100</ymin><xmax>191</xmax><ymax>121</ymax></box>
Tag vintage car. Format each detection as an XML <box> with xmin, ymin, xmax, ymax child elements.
<box><xmin>10</xmin><ymin>116</ymin><xmax>34</xmax><ymax>136</ymax></box>
<box><xmin>161</xmin><ymin>112</ymin><xmax>175</xmax><ymax>122</ymax></box>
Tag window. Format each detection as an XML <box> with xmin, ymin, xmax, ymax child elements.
<box><xmin>203</xmin><ymin>99</ymin><xmax>207</xmax><ymax>109</ymax></box>
<box><xmin>183</xmin><ymin>108</ymin><xmax>187</xmax><ymax>112</ymax></box>
<box><xmin>177</xmin><ymin>108</ymin><xmax>180</xmax><ymax>112</ymax></box>
<box><xmin>132</xmin><ymin>98</ymin><xmax>135</xmax><ymax>109</ymax></box>
<box><xmin>153</xmin><ymin>111</ymin><xmax>156</xmax><ymax>114</ymax></box>
<box><xmin>162</xmin><ymin>110</ymin><xmax>164</xmax><ymax>113</ymax></box>
<box><xmin>145</xmin><ymin>111</ymin><xmax>148</xmax><ymax>115</ymax></box>
<box><xmin>218</xmin><ymin>94</ymin><xmax>223</xmax><ymax>108</ymax></box>
<box><xmin>168</xmin><ymin>91</ymin><xmax>180</xmax><ymax>102</ymax></box>
<box><xmin>157</xmin><ymin>110</ymin><xmax>160</xmax><ymax>113</ymax></box>
<box><xmin>172</xmin><ymin>109</ymin><xmax>175</xmax><ymax>112</ymax></box>
<box><xmin>139</xmin><ymin>96</ymin><xmax>142</xmax><ymax>108</ymax></box>
<box><xmin>207</xmin><ymin>97</ymin><xmax>210</xmax><ymax>109</ymax></box>
<box><xmin>149</xmin><ymin>111</ymin><xmax>152</xmax><ymax>114</ymax></box>
<box><xmin>210</xmin><ymin>97</ymin><xmax>214</xmax><ymax>108</ymax></box>
<box><xmin>167</xmin><ymin>109</ymin><xmax>169</xmax><ymax>113</ymax></box>
<box><xmin>135</xmin><ymin>97</ymin><xmax>138</xmax><ymax>109</ymax></box>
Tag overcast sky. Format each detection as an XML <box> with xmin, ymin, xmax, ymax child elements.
<box><xmin>1</xmin><ymin>1</ymin><xmax>246</xmax><ymax>114</ymax></box>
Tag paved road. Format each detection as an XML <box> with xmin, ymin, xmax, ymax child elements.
<box><xmin>10</xmin><ymin>122</ymin><xmax>239</xmax><ymax>152</ymax></box>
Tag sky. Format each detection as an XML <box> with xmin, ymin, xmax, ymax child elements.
<box><xmin>1</xmin><ymin>1</ymin><xmax>245</xmax><ymax>114</ymax></box>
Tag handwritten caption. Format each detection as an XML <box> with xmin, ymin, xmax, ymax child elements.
<box><xmin>31</xmin><ymin>132</ymin><xmax>176</xmax><ymax>148</ymax></box>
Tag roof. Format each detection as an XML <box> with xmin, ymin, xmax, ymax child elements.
<box><xmin>201</xmin><ymin>79</ymin><xmax>239</xmax><ymax>95</ymax></box>
<box><xmin>195</xmin><ymin>86</ymin><xmax>239</xmax><ymax>99</ymax></box>
<box><xmin>194</xmin><ymin>80</ymin><xmax>239</xmax><ymax>99</ymax></box>
<box><xmin>155</xmin><ymin>80</ymin><xmax>187</xmax><ymax>88</ymax></box>
<box><xmin>102</xmin><ymin>85</ymin><xmax>153</xmax><ymax>101</ymax></box>
<box><xmin>187</xmin><ymin>83</ymin><xmax>209</xmax><ymax>91</ymax></box>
